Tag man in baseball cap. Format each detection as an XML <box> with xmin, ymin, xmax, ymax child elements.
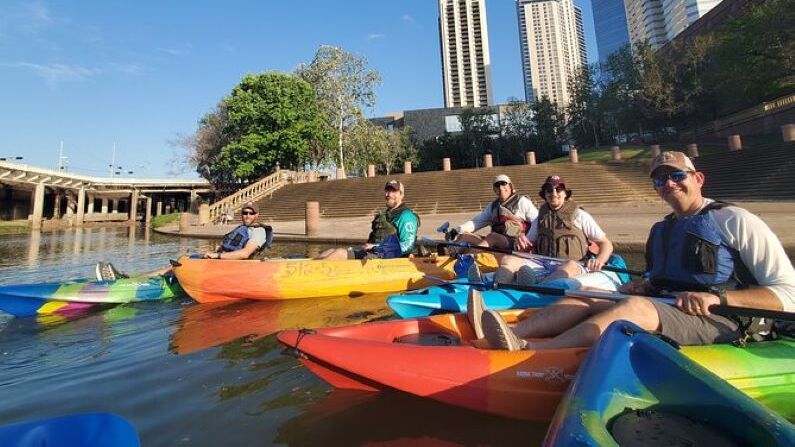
<box><xmin>315</xmin><ymin>179</ymin><xmax>421</xmax><ymax>260</ymax></box>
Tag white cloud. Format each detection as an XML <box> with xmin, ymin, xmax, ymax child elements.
<box><xmin>0</xmin><ymin>2</ymin><xmax>56</xmax><ymax>36</ymax></box>
<box><xmin>0</xmin><ymin>61</ymin><xmax>99</xmax><ymax>86</ymax></box>
<box><xmin>157</xmin><ymin>47</ymin><xmax>191</xmax><ymax>56</ymax></box>
<box><xmin>402</xmin><ymin>14</ymin><xmax>415</xmax><ymax>24</ymax></box>
<box><xmin>367</xmin><ymin>33</ymin><xmax>386</xmax><ymax>40</ymax></box>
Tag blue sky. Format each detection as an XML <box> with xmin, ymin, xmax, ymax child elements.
<box><xmin>0</xmin><ymin>1</ymin><xmax>598</xmax><ymax>178</ymax></box>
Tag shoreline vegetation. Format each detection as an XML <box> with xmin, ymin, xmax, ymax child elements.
<box><xmin>0</xmin><ymin>221</ymin><xmax>29</xmax><ymax>235</ymax></box>
<box><xmin>151</xmin><ymin>213</ymin><xmax>181</xmax><ymax>229</ymax></box>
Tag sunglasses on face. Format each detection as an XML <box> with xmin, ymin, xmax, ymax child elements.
<box><xmin>543</xmin><ymin>185</ymin><xmax>566</xmax><ymax>194</ymax></box>
<box><xmin>652</xmin><ymin>170</ymin><xmax>689</xmax><ymax>188</ymax></box>
<box><xmin>241</xmin><ymin>211</ymin><xmax>257</xmax><ymax>216</ymax></box>
<box><xmin>493</xmin><ymin>181</ymin><xmax>508</xmax><ymax>187</ymax></box>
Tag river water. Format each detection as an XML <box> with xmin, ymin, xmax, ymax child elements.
<box><xmin>0</xmin><ymin>228</ymin><xmax>553</xmax><ymax>446</ymax></box>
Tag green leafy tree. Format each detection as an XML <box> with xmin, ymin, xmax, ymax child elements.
<box><xmin>458</xmin><ymin>107</ymin><xmax>496</xmax><ymax>167</ymax></box>
<box><xmin>296</xmin><ymin>46</ymin><xmax>382</xmax><ymax>172</ymax></box>
<box><xmin>531</xmin><ymin>97</ymin><xmax>565</xmax><ymax>161</ymax></box>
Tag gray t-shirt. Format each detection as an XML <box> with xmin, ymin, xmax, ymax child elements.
<box><xmin>247</xmin><ymin>226</ymin><xmax>268</xmax><ymax>249</ymax></box>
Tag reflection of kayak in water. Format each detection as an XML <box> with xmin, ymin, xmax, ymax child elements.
<box><xmin>545</xmin><ymin>321</ymin><xmax>795</xmax><ymax>446</ymax></box>
<box><xmin>0</xmin><ymin>412</ymin><xmax>140</xmax><ymax>447</ymax></box>
<box><xmin>170</xmin><ymin>293</ymin><xmax>394</xmax><ymax>355</ymax></box>
<box><xmin>172</xmin><ymin>254</ymin><xmax>498</xmax><ymax>303</ymax></box>
<box><xmin>0</xmin><ymin>276</ymin><xmax>183</xmax><ymax>317</ymax></box>
<box><xmin>275</xmin><ymin>389</ymin><xmax>547</xmax><ymax>446</ymax></box>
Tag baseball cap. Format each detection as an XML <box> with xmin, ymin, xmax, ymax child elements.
<box><xmin>493</xmin><ymin>174</ymin><xmax>512</xmax><ymax>185</ymax></box>
<box><xmin>241</xmin><ymin>201</ymin><xmax>259</xmax><ymax>214</ymax></box>
<box><xmin>649</xmin><ymin>151</ymin><xmax>696</xmax><ymax>177</ymax></box>
<box><xmin>384</xmin><ymin>180</ymin><xmax>404</xmax><ymax>193</ymax></box>
<box><xmin>543</xmin><ymin>175</ymin><xmax>566</xmax><ymax>188</ymax></box>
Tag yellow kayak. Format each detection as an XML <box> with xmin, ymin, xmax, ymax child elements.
<box><xmin>173</xmin><ymin>254</ymin><xmax>497</xmax><ymax>303</ymax></box>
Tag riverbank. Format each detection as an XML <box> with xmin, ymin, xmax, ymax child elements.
<box><xmin>155</xmin><ymin>201</ymin><xmax>795</xmax><ymax>254</ymax></box>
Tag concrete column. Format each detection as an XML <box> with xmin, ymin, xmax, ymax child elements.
<box><xmin>611</xmin><ymin>146</ymin><xmax>622</xmax><ymax>161</ymax></box>
<box><xmin>650</xmin><ymin>145</ymin><xmax>661</xmax><ymax>157</ymax></box>
<box><xmin>156</xmin><ymin>200</ymin><xmax>162</xmax><ymax>216</ymax></box>
<box><xmin>198</xmin><ymin>203</ymin><xmax>210</xmax><ymax>225</ymax></box>
<box><xmin>687</xmin><ymin>143</ymin><xmax>699</xmax><ymax>158</ymax></box>
<box><xmin>179</xmin><ymin>212</ymin><xmax>190</xmax><ymax>232</ymax></box>
<box><xmin>305</xmin><ymin>201</ymin><xmax>319</xmax><ymax>237</ymax></box>
<box><xmin>526</xmin><ymin>151</ymin><xmax>536</xmax><ymax>165</ymax></box>
<box><xmin>53</xmin><ymin>192</ymin><xmax>62</xmax><ymax>219</ymax></box>
<box><xmin>111</xmin><ymin>199</ymin><xmax>118</xmax><ymax>213</ymax></box>
<box><xmin>145</xmin><ymin>196</ymin><xmax>153</xmax><ymax>224</ymax></box>
<box><xmin>308</xmin><ymin>171</ymin><xmax>318</xmax><ymax>182</ymax></box>
<box><xmin>189</xmin><ymin>190</ymin><xmax>198</xmax><ymax>213</ymax></box>
<box><xmin>129</xmin><ymin>189</ymin><xmax>139</xmax><ymax>225</ymax></box>
<box><xmin>728</xmin><ymin>134</ymin><xmax>742</xmax><ymax>151</ymax></box>
<box><xmin>403</xmin><ymin>161</ymin><xmax>412</xmax><ymax>174</ymax></box>
<box><xmin>65</xmin><ymin>192</ymin><xmax>75</xmax><ymax>217</ymax></box>
<box><xmin>31</xmin><ymin>183</ymin><xmax>45</xmax><ymax>231</ymax></box>
<box><xmin>483</xmin><ymin>153</ymin><xmax>493</xmax><ymax>168</ymax></box>
<box><xmin>101</xmin><ymin>198</ymin><xmax>108</xmax><ymax>214</ymax></box>
<box><xmin>781</xmin><ymin>124</ymin><xmax>795</xmax><ymax>142</ymax></box>
<box><xmin>75</xmin><ymin>187</ymin><xmax>85</xmax><ymax>227</ymax></box>
<box><xmin>442</xmin><ymin>158</ymin><xmax>451</xmax><ymax>171</ymax></box>
<box><xmin>335</xmin><ymin>168</ymin><xmax>345</xmax><ymax>180</ymax></box>
<box><xmin>87</xmin><ymin>194</ymin><xmax>95</xmax><ymax>214</ymax></box>
<box><xmin>367</xmin><ymin>164</ymin><xmax>376</xmax><ymax>177</ymax></box>
<box><xmin>569</xmin><ymin>148</ymin><xmax>579</xmax><ymax>164</ymax></box>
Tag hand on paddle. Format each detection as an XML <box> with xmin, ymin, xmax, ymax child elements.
<box><xmin>676</xmin><ymin>291</ymin><xmax>721</xmax><ymax>316</ymax></box>
<box><xmin>584</xmin><ymin>258</ymin><xmax>605</xmax><ymax>272</ymax></box>
<box><xmin>513</xmin><ymin>233</ymin><xmax>533</xmax><ymax>252</ymax></box>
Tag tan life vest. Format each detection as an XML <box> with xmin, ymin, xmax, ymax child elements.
<box><xmin>534</xmin><ymin>200</ymin><xmax>589</xmax><ymax>261</ymax></box>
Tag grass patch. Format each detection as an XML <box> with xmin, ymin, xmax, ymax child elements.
<box><xmin>151</xmin><ymin>213</ymin><xmax>181</xmax><ymax>228</ymax></box>
<box><xmin>0</xmin><ymin>220</ymin><xmax>30</xmax><ymax>235</ymax></box>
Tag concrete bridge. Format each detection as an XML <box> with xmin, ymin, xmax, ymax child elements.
<box><xmin>0</xmin><ymin>160</ymin><xmax>212</xmax><ymax>230</ymax></box>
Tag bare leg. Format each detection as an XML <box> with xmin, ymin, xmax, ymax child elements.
<box><xmin>483</xmin><ymin>233</ymin><xmax>511</xmax><ymax>250</ymax></box>
<box><xmin>511</xmin><ymin>297</ymin><xmax>614</xmax><ymax>338</ymax></box>
<box><xmin>524</xmin><ymin>296</ymin><xmax>661</xmax><ymax>349</ymax></box>
<box><xmin>543</xmin><ymin>260</ymin><xmax>583</xmax><ymax>281</ymax></box>
<box><xmin>314</xmin><ymin>248</ymin><xmax>352</xmax><ymax>260</ymax></box>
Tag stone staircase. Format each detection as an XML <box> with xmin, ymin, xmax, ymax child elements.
<box><xmin>250</xmin><ymin>162</ymin><xmax>664</xmax><ymax>222</ymax></box>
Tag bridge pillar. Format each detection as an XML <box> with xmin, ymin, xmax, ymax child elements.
<box><xmin>650</xmin><ymin>144</ymin><xmax>661</xmax><ymax>157</ymax></box>
<box><xmin>305</xmin><ymin>201</ymin><xmax>320</xmax><ymax>237</ymax></box>
<box><xmin>53</xmin><ymin>191</ymin><xmax>62</xmax><ymax>219</ymax></box>
<box><xmin>728</xmin><ymin>134</ymin><xmax>742</xmax><ymax>151</ymax></box>
<box><xmin>611</xmin><ymin>146</ymin><xmax>622</xmax><ymax>161</ymax></box>
<box><xmin>101</xmin><ymin>198</ymin><xmax>108</xmax><ymax>214</ymax></box>
<box><xmin>65</xmin><ymin>191</ymin><xmax>75</xmax><ymax>218</ymax></box>
<box><xmin>569</xmin><ymin>148</ymin><xmax>579</xmax><ymax>164</ymax></box>
<box><xmin>31</xmin><ymin>183</ymin><xmax>45</xmax><ymax>230</ymax></box>
<box><xmin>526</xmin><ymin>151</ymin><xmax>536</xmax><ymax>165</ymax></box>
<box><xmin>442</xmin><ymin>158</ymin><xmax>451</xmax><ymax>171</ymax></box>
<box><xmin>75</xmin><ymin>187</ymin><xmax>85</xmax><ymax>227</ymax></box>
<box><xmin>129</xmin><ymin>189</ymin><xmax>139</xmax><ymax>225</ymax></box>
<box><xmin>112</xmin><ymin>199</ymin><xmax>118</xmax><ymax>213</ymax></box>
<box><xmin>189</xmin><ymin>190</ymin><xmax>198</xmax><ymax>213</ymax></box>
<box><xmin>87</xmin><ymin>194</ymin><xmax>95</xmax><ymax>214</ymax></box>
<box><xmin>145</xmin><ymin>196</ymin><xmax>153</xmax><ymax>224</ymax></box>
<box><xmin>156</xmin><ymin>200</ymin><xmax>162</xmax><ymax>216</ymax></box>
<box><xmin>483</xmin><ymin>153</ymin><xmax>493</xmax><ymax>168</ymax></box>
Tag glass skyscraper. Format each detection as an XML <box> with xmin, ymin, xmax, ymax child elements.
<box><xmin>592</xmin><ymin>0</ymin><xmax>631</xmax><ymax>65</ymax></box>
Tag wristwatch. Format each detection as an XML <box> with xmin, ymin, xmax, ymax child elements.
<box><xmin>708</xmin><ymin>287</ymin><xmax>728</xmax><ymax>305</ymax></box>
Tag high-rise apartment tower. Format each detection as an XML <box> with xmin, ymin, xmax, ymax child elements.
<box><xmin>438</xmin><ymin>0</ymin><xmax>494</xmax><ymax>108</ymax></box>
<box><xmin>592</xmin><ymin>0</ymin><xmax>631</xmax><ymax>65</ymax></box>
<box><xmin>516</xmin><ymin>0</ymin><xmax>587</xmax><ymax>106</ymax></box>
<box><xmin>625</xmin><ymin>0</ymin><xmax>723</xmax><ymax>49</ymax></box>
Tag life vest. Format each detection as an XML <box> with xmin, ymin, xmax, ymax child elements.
<box><xmin>367</xmin><ymin>204</ymin><xmax>422</xmax><ymax>257</ymax></box>
<box><xmin>534</xmin><ymin>200</ymin><xmax>589</xmax><ymax>261</ymax></box>
<box><xmin>490</xmin><ymin>194</ymin><xmax>530</xmax><ymax>237</ymax></box>
<box><xmin>645</xmin><ymin>201</ymin><xmax>756</xmax><ymax>292</ymax></box>
<box><xmin>220</xmin><ymin>224</ymin><xmax>272</xmax><ymax>255</ymax></box>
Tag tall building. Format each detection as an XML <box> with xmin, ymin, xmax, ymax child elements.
<box><xmin>592</xmin><ymin>0</ymin><xmax>631</xmax><ymax>65</ymax></box>
<box><xmin>662</xmin><ymin>0</ymin><xmax>722</xmax><ymax>41</ymax></box>
<box><xmin>516</xmin><ymin>0</ymin><xmax>587</xmax><ymax>107</ymax></box>
<box><xmin>438</xmin><ymin>0</ymin><xmax>494</xmax><ymax>108</ymax></box>
<box><xmin>625</xmin><ymin>0</ymin><xmax>723</xmax><ymax>49</ymax></box>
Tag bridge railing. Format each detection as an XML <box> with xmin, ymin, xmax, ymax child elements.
<box><xmin>207</xmin><ymin>170</ymin><xmax>315</xmax><ymax>223</ymax></box>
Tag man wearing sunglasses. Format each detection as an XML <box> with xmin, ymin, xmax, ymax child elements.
<box><xmin>488</xmin><ymin>175</ymin><xmax>618</xmax><ymax>289</ymax></box>
<box><xmin>448</xmin><ymin>174</ymin><xmax>538</xmax><ymax>253</ymax></box>
<box><xmin>474</xmin><ymin>151</ymin><xmax>794</xmax><ymax>351</ymax></box>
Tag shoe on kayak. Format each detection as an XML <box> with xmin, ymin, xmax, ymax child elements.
<box><xmin>482</xmin><ymin>309</ymin><xmax>525</xmax><ymax>351</ymax></box>
<box><xmin>516</xmin><ymin>266</ymin><xmax>538</xmax><ymax>286</ymax></box>
<box><xmin>467</xmin><ymin>288</ymin><xmax>486</xmax><ymax>340</ymax></box>
<box><xmin>96</xmin><ymin>262</ymin><xmax>129</xmax><ymax>281</ymax></box>
<box><xmin>467</xmin><ymin>263</ymin><xmax>484</xmax><ymax>283</ymax></box>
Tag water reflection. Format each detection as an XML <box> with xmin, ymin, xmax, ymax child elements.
<box><xmin>27</xmin><ymin>230</ymin><xmax>41</xmax><ymax>266</ymax></box>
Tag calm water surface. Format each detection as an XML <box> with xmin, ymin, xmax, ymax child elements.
<box><xmin>0</xmin><ymin>228</ymin><xmax>559</xmax><ymax>446</ymax></box>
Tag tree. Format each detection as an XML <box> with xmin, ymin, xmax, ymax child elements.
<box><xmin>567</xmin><ymin>65</ymin><xmax>603</xmax><ymax>149</ymax></box>
<box><xmin>531</xmin><ymin>97</ymin><xmax>565</xmax><ymax>161</ymax></box>
<box><xmin>296</xmin><ymin>46</ymin><xmax>382</xmax><ymax>172</ymax></box>
<box><xmin>458</xmin><ymin>107</ymin><xmax>496</xmax><ymax>167</ymax></box>
<box><xmin>179</xmin><ymin>102</ymin><xmax>233</xmax><ymax>186</ymax></box>
<box><xmin>382</xmin><ymin>126</ymin><xmax>417</xmax><ymax>175</ymax></box>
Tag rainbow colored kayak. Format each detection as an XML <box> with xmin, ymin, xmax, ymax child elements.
<box><xmin>0</xmin><ymin>275</ymin><xmax>183</xmax><ymax>317</ymax></box>
<box><xmin>545</xmin><ymin>321</ymin><xmax>795</xmax><ymax>446</ymax></box>
<box><xmin>0</xmin><ymin>412</ymin><xmax>139</xmax><ymax>447</ymax></box>
<box><xmin>172</xmin><ymin>253</ymin><xmax>497</xmax><ymax>303</ymax></box>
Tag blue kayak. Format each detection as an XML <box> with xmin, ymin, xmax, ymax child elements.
<box><xmin>0</xmin><ymin>412</ymin><xmax>140</xmax><ymax>447</ymax></box>
<box><xmin>544</xmin><ymin>321</ymin><xmax>795</xmax><ymax>447</ymax></box>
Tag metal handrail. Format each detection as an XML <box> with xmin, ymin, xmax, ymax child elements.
<box><xmin>207</xmin><ymin>170</ymin><xmax>316</xmax><ymax>223</ymax></box>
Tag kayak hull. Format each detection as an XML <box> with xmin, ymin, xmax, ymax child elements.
<box><xmin>0</xmin><ymin>276</ymin><xmax>183</xmax><ymax>317</ymax></box>
<box><xmin>278</xmin><ymin>310</ymin><xmax>795</xmax><ymax>422</ymax></box>
<box><xmin>0</xmin><ymin>412</ymin><xmax>139</xmax><ymax>447</ymax></box>
<box><xmin>544</xmin><ymin>321</ymin><xmax>795</xmax><ymax>446</ymax></box>
<box><xmin>173</xmin><ymin>254</ymin><xmax>497</xmax><ymax>302</ymax></box>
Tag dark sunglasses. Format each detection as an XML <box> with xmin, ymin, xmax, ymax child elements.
<box><xmin>241</xmin><ymin>211</ymin><xmax>257</xmax><ymax>216</ymax></box>
<box><xmin>493</xmin><ymin>181</ymin><xmax>508</xmax><ymax>187</ymax></box>
<box><xmin>652</xmin><ymin>170</ymin><xmax>689</xmax><ymax>188</ymax></box>
<box><xmin>543</xmin><ymin>185</ymin><xmax>566</xmax><ymax>194</ymax></box>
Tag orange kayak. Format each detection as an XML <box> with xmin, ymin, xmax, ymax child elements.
<box><xmin>172</xmin><ymin>254</ymin><xmax>497</xmax><ymax>303</ymax></box>
<box><xmin>278</xmin><ymin>310</ymin><xmax>795</xmax><ymax>421</ymax></box>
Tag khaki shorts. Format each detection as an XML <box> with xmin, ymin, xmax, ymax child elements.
<box><xmin>651</xmin><ymin>300</ymin><xmax>740</xmax><ymax>345</ymax></box>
